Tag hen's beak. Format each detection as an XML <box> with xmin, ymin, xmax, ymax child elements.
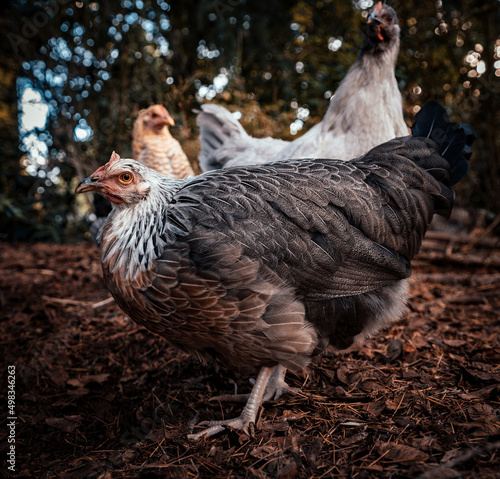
<box><xmin>152</xmin><ymin>113</ymin><xmax>175</xmax><ymax>130</ymax></box>
<box><xmin>75</xmin><ymin>174</ymin><xmax>124</xmax><ymax>204</ymax></box>
<box><xmin>75</xmin><ymin>176</ymin><xmax>106</xmax><ymax>194</ymax></box>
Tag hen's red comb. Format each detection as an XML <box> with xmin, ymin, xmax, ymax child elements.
<box><xmin>110</xmin><ymin>151</ymin><xmax>121</xmax><ymax>163</ymax></box>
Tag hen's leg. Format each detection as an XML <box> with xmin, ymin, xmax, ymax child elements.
<box><xmin>262</xmin><ymin>364</ymin><xmax>299</xmax><ymax>401</ymax></box>
<box><xmin>187</xmin><ymin>366</ymin><xmax>273</xmax><ymax>441</ymax></box>
<box><xmin>210</xmin><ymin>364</ymin><xmax>297</xmax><ymax>403</ymax></box>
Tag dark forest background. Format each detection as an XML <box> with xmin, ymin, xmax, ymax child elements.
<box><xmin>1</xmin><ymin>0</ymin><xmax>499</xmax><ymax>242</ymax></box>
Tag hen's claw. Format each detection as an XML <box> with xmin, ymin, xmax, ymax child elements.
<box><xmin>188</xmin><ymin>366</ymin><xmax>274</xmax><ymax>440</ymax></box>
<box><xmin>187</xmin><ymin>416</ymin><xmax>253</xmax><ymax>441</ymax></box>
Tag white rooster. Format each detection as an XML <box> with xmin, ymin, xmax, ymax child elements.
<box><xmin>197</xmin><ymin>2</ymin><xmax>407</xmax><ymax>170</ymax></box>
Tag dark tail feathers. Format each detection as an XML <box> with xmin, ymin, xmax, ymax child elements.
<box><xmin>411</xmin><ymin>101</ymin><xmax>475</xmax><ymax>186</ymax></box>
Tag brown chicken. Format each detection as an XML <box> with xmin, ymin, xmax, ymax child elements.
<box><xmin>132</xmin><ymin>104</ymin><xmax>195</xmax><ymax>178</ymax></box>
<box><xmin>76</xmin><ymin>102</ymin><xmax>473</xmax><ymax>440</ymax></box>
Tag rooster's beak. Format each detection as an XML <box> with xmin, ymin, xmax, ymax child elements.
<box><xmin>367</xmin><ymin>13</ymin><xmax>384</xmax><ymax>41</ymax></box>
<box><xmin>367</xmin><ymin>15</ymin><xmax>382</xmax><ymax>25</ymax></box>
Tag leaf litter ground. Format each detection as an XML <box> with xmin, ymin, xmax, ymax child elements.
<box><xmin>1</xmin><ymin>222</ymin><xmax>499</xmax><ymax>478</ymax></box>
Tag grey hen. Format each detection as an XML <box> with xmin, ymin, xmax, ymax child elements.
<box><xmin>76</xmin><ymin>101</ymin><xmax>473</xmax><ymax>440</ymax></box>
<box><xmin>197</xmin><ymin>2</ymin><xmax>407</xmax><ymax>171</ymax></box>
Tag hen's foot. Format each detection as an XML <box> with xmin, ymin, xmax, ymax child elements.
<box><xmin>187</xmin><ymin>415</ymin><xmax>254</xmax><ymax>441</ymax></box>
<box><xmin>188</xmin><ymin>366</ymin><xmax>273</xmax><ymax>440</ymax></box>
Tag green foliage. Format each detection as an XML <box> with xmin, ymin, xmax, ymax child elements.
<box><xmin>1</xmin><ymin>0</ymin><xmax>499</xmax><ymax>242</ymax></box>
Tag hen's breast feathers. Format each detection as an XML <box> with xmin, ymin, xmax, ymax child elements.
<box><xmin>132</xmin><ymin>116</ymin><xmax>195</xmax><ymax>178</ymax></box>
<box><xmin>314</xmin><ymin>48</ymin><xmax>407</xmax><ymax>160</ymax></box>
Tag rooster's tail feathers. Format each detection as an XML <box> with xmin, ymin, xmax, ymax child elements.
<box><xmin>411</xmin><ymin>101</ymin><xmax>475</xmax><ymax>186</ymax></box>
<box><xmin>196</xmin><ymin>104</ymin><xmax>248</xmax><ymax>171</ymax></box>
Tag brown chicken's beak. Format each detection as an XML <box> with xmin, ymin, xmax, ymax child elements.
<box><xmin>163</xmin><ymin>113</ymin><xmax>175</xmax><ymax>127</ymax></box>
<box><xmin>152</xmin><ymin>113</ymin><xmax>175</xmax><ymax>130</ymax></box>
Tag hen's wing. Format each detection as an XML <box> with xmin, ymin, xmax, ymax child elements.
<box><xmin>164</xmin><ymin>153</ymin><xmax>431</xmax><ymax>298</ymax></box>
<box><xmin>145</xmin><ymin>139</ymin><xmax>445</xmax><ymax>299</ymax></box>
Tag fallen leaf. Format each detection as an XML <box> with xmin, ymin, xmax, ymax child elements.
<box><xmin>440</xmin><ymin>448</ymin><xmax>462</xmax><ymax>464</ymax></box>
<box><xmin>378</xmin><ymin>442</ymin><xmax>429</xmax><ymax>462</ymax></box>
<box><xmin>336</xmin><ymin>366</ymin><xmax>350</xmax><ymax>385</ymax></box>
<box><xmin>467</xmin><ymin>403</ymin><xmax>495</xmax><ymax>421</ymax></box>
<box><xmin>47</xmin><ymin>364</ymin><xmax>69</xmax><ymax>388</ymax></box>
<box><xmin>45</xmin><ymin>415</ymin><xmax>81</xmax><ymax>433</ymax></box>
<box><xmin>386</xmin><ymin>339</ymin><xmax>403</xmax><ymax>362</ymax></box>
<box><xmin>366</xmin><ymin>400</ymin><xmax>385</xmax><ymax>417</ymax></box>
<box><xmin>443</xmin><ymin>339</ymin><xmax>468</xmax><ymax>347</ymax></box>
<box><xmin>340</xmin><ymin>430</ymin><xmax>368</xmax><ymax>446</ymax></box>
<box><xmin>250</xmin><ymin>445</ymin><xmax>277</xmax><ymax>460</ymax></box>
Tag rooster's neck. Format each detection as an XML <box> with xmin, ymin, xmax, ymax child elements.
<box><xmin>319</xmin><ymin>33</ymin><xmax>406</xmax><ymax>157</ymax></box>
<box><xmin>358</xmin><ymin>34</ymin><xmax>400</xmax><ymax>70</ymax></box>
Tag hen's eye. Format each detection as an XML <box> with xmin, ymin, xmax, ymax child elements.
<box><xmin>151</xmin><ymin>113</ymin><xmax>157</xmax><ymax>118</ymax></box>
<box><xmin>119</xmin><ymin>173</ymin><xmax>133</xmax><ymax>184</ymax></box>
<box><xmin>386</xmin><ymin>15</ymin><xmax>393</xmax><ymax>22</ymax></box>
